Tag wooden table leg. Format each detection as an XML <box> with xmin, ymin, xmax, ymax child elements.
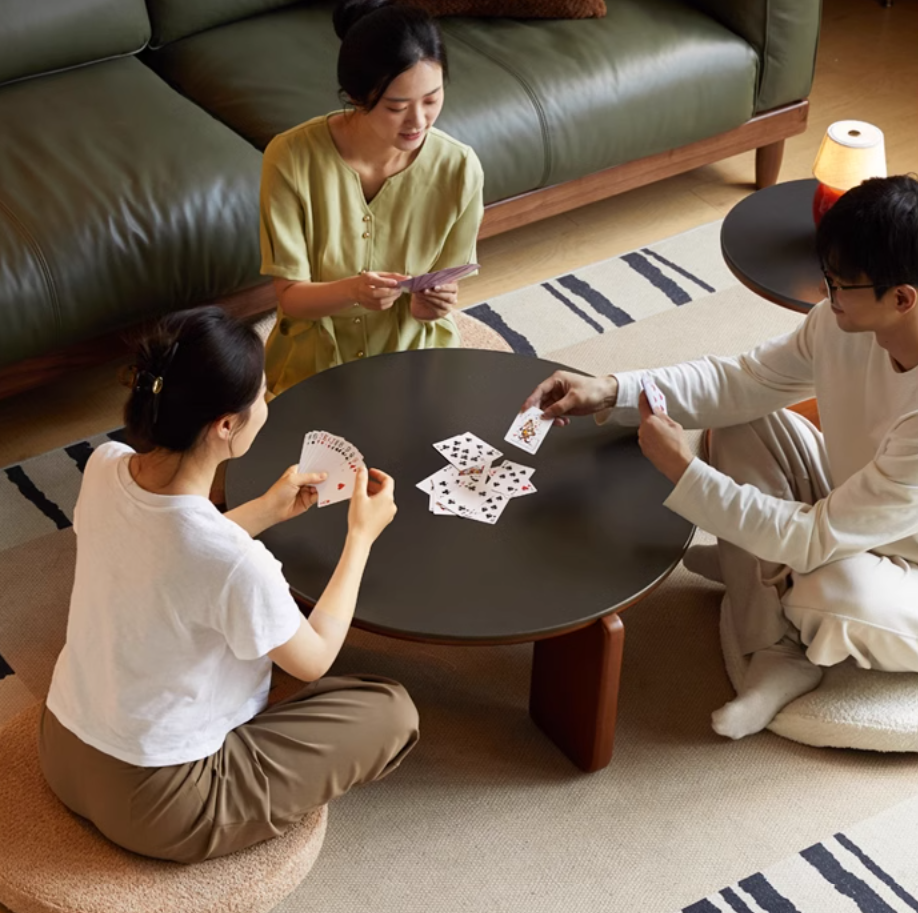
<box><xmin>529</xmin><ymin>613</ymin><xmax>625</xmax><ymax>772</ymax></box>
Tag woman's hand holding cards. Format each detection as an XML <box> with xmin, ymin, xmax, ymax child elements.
<box><xmin>409</xmin><ymin>282</ymin><xmax>459</xmax><ymax>321</ymax></box>
<box><xmin>347</xmin><ymin>467</ymin><xmax>397</xmax><ymax>546</ymax></box>
<box><xmin>263</xmin><ymin>465</ymin><xmax>328</xmax><ymax>524</ymax></box>
<box><xmin>350</xmin><ymin>271</ymin><xmax>408</xmax><ymax>310</ymax></box>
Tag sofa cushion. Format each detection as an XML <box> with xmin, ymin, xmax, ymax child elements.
<box><xmin>145</xmin><ymin>0</ymin><xmax>757</xmax><ymax>203</ymax></box>
<box><xmin>439</xmin><ymin>0</ymin><xmax>759</xmax><ymax>187</ymax></box>
<box><xmin>0</xmin><ymin>0</ymin><xmax>150</xmax><ymax>87</ymax></box>
<box><xmin>410</xmin><ymin>0</ymin><xmax>607</xmax><ymax>17</ymax></box>
<box><xmin>143</xmin><ymin>2</ymin><xmax>548</xmax><ymax>203</ymax></box>
<box><xmin>146</xmin><ymin>0</ymin><xmax>304</xmax><ymax>48</ymax></box>
<box><xmin>0</xmin><ymin>57</ymin><xmax>264</xmax><ymax>368</ymax></box>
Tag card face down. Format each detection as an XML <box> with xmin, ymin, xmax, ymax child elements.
<box><xmin>641</xmin><ymin>375</ymin><xmax>668</xmax><ymax>415</ymax></box>
<box><xmin>398</xmin><ymin>263</ymin><xmax>480</xmax><ymax>294</ymax></box>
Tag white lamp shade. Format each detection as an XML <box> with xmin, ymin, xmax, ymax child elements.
<box><xmin>813</xmin><ymin>120</ymin><xmax>887</xmax><ymax>191</ymax></box>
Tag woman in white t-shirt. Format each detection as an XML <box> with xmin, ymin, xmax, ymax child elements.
<box><xmin>39</xmin><ymin>306</ymin><xmax>418</xmax><ymax>864</ymax></box>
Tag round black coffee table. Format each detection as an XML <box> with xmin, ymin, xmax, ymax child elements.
<box><xmin>226</xmin><ymin>348</ymin><xmax>693</xmax><ymax>771</ymax></box>
<box><xmin>721</xmin><ymin>178</ymin><xmax>825</xmax><ymax>312</ymax></box>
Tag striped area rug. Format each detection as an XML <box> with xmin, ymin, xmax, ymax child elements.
<box><xmin>678</xmin><ymin>795</ymin><xmax>918</xmax><ymax>913</ymax></box>
<box><xmin>466</xmin><ymin>220</ymin><xmax>737</xmax><ymax>355</ymax></box>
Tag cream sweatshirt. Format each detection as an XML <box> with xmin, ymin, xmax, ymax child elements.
<box><xmin>599</xmin><ymin>299</ymin><xmax>918</xmax><ymax>573</ymax></box>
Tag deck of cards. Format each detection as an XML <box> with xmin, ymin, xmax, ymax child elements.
<box><xmin>417</xmin><ymin>432</ymin><xmax>537</xmax><ymax>524</ymax></box>
<box><xmin>398</xmin><ymin>263</ymin><xmax>480</xmax><ymax>294</ymax></box>
<box><xmin>297</xmin><ymin>431</ymin><xmax>366</xmax><ymax>508</ymax></box>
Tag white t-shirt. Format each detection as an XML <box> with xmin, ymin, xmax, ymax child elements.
<box><xmin>46</xmin><ymin>442</ymin><xmax>302</xmax><ymax>767</ymax></box>
<box><xmin>600</xmin><ymin>299</ymin><xmax>918</xmax><ymax>573</ymax></box>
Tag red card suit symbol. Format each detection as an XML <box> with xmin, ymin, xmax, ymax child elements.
<box><xmin>337</xmin><ymin>483</ymin><xmax>345</xmax><ymax>490</ymax></box>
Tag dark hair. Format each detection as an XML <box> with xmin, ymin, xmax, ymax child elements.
<box><xmin>333</xmin><ymin>0</ymin><xmax>448</xmax><ymax>111</ymax></box>
<box><xmin>816</xmin><ymin>174</ymin><xmax>918</xmax><ymax>299</ymax></box>
<box><xmin>123</xmin><ymin>307</ymin><xmax>264</xmax><ymax>454</ymax></box>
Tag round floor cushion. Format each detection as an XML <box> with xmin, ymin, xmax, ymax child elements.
<box><xmin>0</xmin><ymin>703</ymin><xmax>328</xmax><ymax>913</ymax></box>
<box><xmin>453</xmin><ymin>310</ymin><xmax>513</xmax><ymax>352</ymax></box>
<box><xmin>720</xmin><ymin>595</ymin><xmax>918</xmax><ymax>752</ymax></box>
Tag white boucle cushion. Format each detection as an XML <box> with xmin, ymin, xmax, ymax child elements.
<box><xmin>720</xmin><ymin>595</ymin><xmax>918</xmax><ymax>752</ymax></box>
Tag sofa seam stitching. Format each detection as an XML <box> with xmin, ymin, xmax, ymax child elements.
<box><xmin>0</xmin><ymin>42</ymin><xmax>149</xmax><ymax>91</ymax></box>
<box><xmin>440</xmin><ymin>25</ymin><xmax>552</xmax><ymax>188</ymax></box>
<box><xmin>0</xmin><ymin>197</ymin><xmax>62</xmax><ymax>330</ymax></box>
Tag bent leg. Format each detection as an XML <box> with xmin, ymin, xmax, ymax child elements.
<box><xmin>708</xmin><ymin>410</ymin><xmax>833</xmax><ymax>655</ymax></box>
<box><xmin>784</xmin><ymin>553</ymin><xmax>918</xmax><ymax>672</ymax></box>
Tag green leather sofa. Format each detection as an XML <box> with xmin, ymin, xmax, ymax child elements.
<box><xmin>0</xmin><ymin>0</ymin><xmax>821</xmax><ymax>395</ymax></box>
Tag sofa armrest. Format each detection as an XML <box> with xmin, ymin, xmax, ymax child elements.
<box><xmin>689</xmin><ymin>0</ymin><xmax>821</xmax><ymax>113</ymax></box>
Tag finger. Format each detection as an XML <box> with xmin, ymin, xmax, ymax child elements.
<box><xmin>368</xmin><ymin>468</ymin><xmax>394</xmax><ymax>493</ymax></box>
<box><xmin>352</xmin><ymin>466</ymin><xmax>369</xmax><ymax>497</ymax></box>
<box><xmin>638</xmin><ymin>391</ymin><xmax>652</xmax><ymax>421</ymax></box>
<box><xmin>521</xmin><ymin>379</ymin><xmax>554</xmax><ymax>412</ymax></box>
<box><xmin>296</xmin><ymin>471</ymin><xmax>328</xmax><ymax>485</ymax></box>
<box><xmin>541</xmin><ymin>389</ymin><xmax>582</xmax><ymax>420</ymax></box>
<box><xmin>365</xmin><ymin>272</ymin><xmax>402</xmax><ymax>288</ymax></box>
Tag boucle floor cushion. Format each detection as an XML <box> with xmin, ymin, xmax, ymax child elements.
<box><xmin>720</xmin><ymin>595</ymin><xmax>918</xmax><ymax>752</ymax></box>
<box><xmin>0</xmin><ymin>703</ymin><xmax>328</xmax><ymax>913</ymax></box>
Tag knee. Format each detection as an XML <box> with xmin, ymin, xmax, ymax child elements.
<box><xmin>351</xmin><ymin>676</ymin><xmax>419</xmax><ymax>748</ymax></box>
<box><xmin>785</xmin><ymin>554</ymin><xmax>886</xmax><ymax>625</ymax></box>
<box><xmin>380</xmin><ymin>681</ymin><xmax>420</xmax><ymax>746</ymax></box>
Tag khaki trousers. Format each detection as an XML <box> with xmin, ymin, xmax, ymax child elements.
<box><xmin>710</xmin><ymin>410</ymin><xmax>918</xmax><ymax>671</ymax></box>
<box><xmin>39</xmin><ymin>674</ymin><xmax>419</xmax><ymax>864</ymax></box>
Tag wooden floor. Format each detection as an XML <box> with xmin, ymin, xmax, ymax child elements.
<box><xmin>2</xmin><ymin>0</ymin><xmax>915</xmax><ymax>467</ymax></box>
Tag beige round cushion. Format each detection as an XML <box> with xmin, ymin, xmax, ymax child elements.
<box><xmin>720</xmin><ymin>595</ymin><xmax>918</xmax><ymax>752</ymax></box>
<box><xmin>454</xmin><ymin>309</ymin><xmax>514</xmax><ymax>352</ymax></box>
<box><xmin>0</xmin><ymin>704</ymin><xmax>328</xmax><ymax>913</ymax></box>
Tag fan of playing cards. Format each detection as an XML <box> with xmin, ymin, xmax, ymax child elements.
<box><xmin>416</xmin><ymin>410</ymin><xmax>554</xmax><ymax>525</ymax></box>
<box><xmin>298</xmin><ymin>431</ymin><xmax>366</xmax><ymax>508</ymax></box>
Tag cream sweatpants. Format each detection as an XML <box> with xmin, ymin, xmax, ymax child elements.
<box><xmin>709</xmin><ymin>410</ymin><xmax>918</xmax><ymax>672</ymax></box>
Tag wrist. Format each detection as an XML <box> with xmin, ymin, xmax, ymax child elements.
<box><xmin>344</xmin><ymin>530</ymin><xmax>374</xmax><ymax>558</ymax></box>
<box><xmin>603</xmin><ymin>376</ymin><xmax>619</xmax><ymax>410</ymax></box>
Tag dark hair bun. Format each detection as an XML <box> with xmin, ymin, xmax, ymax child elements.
<box><xmin>333</xmin><ymin>0</ymin><xmax>393</xmax><ymax>40</ymax></box>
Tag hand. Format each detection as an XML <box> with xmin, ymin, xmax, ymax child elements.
<box><xmin>349</xmin><ymin>271</ymin><xmax>408</xmax><ymax>311</ymax></box>
<box><xmin>409</xmin><ymin>282</ymin><xmax>458</xmax><ymax>321</ymax></box>
<box><xmin>262</xmin><ymin>465</ymin><xmax>327</xmax><ymax>524</ymax></box>
<box><xmin>521</xmin><ymin>371</ymin><xmax>619</xmax><ymax>427</ymax></box>
<box><xmin>347</xmin><ymin>467</ymin><xmax>397</xmax><ymax>545</ymax></box>
<box><xmin>637</xmin><ymin>392</ymin><xmax>694</xmax><ymax>484</ymax></box>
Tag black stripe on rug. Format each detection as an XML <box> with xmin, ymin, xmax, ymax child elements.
<box><xmin>540</xmin><ymin>283</ymin><xmax>605</xmax><ymax>333</ymax></box>
<box><xmin>463</xmin><ymin>303</ymin><xmax>536</xmax><ymax>355</ymax></box>
<box><xmin>0</xmin><ymin>651</ymin><xmax>13</xmax><ymax>679</ymax></box>
<box><xmin>65</xmin><ymin>441</ymin><xmax>94</xmax><ymax>473</ymax></box>
<box><xmin>720</xmin><ymin>887</ymin><xmax>756</xmax><ymax>912</ymax></box>
<box><xmin>107</xmin><ymin>428</ymin><xmax>128</xmax><ymax>444</ymax></box>
<box><xmin>621</xmin><ymin>252</ymin><xmax>692</xmax><ymax>305</ymax></box>
<box><xmin>3</xmin><ymin>466</ymin><xmax>71</xmax><ymax>530</ymax></box>
<box><xmin>737</xmin><ymin>872</ymin><xmax>802</xmax><ymax>912</ymax></box>
<box><xmin>834</xmin><ymin>834</ymin><xmax>918</xmax><ymax>911</ymax></box>
<box><xmin>641</xmin><ymin>248</ymin><xmax>716</xmax><ymax>294</ymax></box>
<box><xmin>802</xmin><ymin>843</ymin><xmax>897</xmax><ymax>912</ymax></box>
<box><xmin>555</xmin><ymin>274</ymin><xmax>634</xmax><ymax>327</ymax></box>
<box><xmin>683</xmin><ymin>899</ymin><xmax>720</xmax><ymax>912</ymax></box>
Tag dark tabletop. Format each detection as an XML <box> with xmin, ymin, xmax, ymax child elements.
<box><xmin>721</xmin><ymin>178</ymin><xmax>825</xmax><ymax>313</ymax></box>
<box><xmin>225</xmin><ymin>348</ymin><xmax>694</xmax><ymax>644</ymax></box>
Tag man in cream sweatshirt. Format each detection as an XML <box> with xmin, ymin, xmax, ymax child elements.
<box><xmin>523</xmin><ymin>176</ymin><xmax>918</xmax><ymax>739</ymax></box>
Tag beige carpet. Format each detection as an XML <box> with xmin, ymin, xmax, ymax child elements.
<box><xmin>4</xmin><ymin>285</ymin><xmax>918</xmax><ymax>912</ymax></box>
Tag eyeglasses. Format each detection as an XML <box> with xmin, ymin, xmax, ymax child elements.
<box><xmin>820</xmin><ymin>269</ymin><xmax>879</xmax><ymax>304</ymax></box>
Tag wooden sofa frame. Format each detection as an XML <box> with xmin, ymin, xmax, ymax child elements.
<box><xmin>0</xmin><ymin>101</ymin><xmax>807</xmax><ymax>399</ymax></box>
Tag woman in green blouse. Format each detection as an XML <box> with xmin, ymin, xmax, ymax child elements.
<box><xmin>260</xmin><ymin>0</ymin><xmax>485</xmax><ymax>396</ymax></box>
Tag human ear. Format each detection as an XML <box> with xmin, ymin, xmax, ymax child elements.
<box><xmin>895</xmin><ymin>284</ymin><xmax>918</xmax><ymax>314</ymax></box>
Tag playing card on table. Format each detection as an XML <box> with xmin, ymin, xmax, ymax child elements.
<box><xmin>398</xmin><ymin>263</ymin><xmax>480</xmax><ymax>294</ymax></box>
<box><xmin>504</xmin><ymin>406</ymin><xmax>553</xmax><ymax>455</ymax></box>
<box><xmin>641</xmin><ymin>375</ymin><xmax>668</xmax><ymax>415</ymax></box>
<box><xmin>462</xmin><ymin>490</ymin><xmax>511</xmax><ymax>525</ymax></box>
<box><xmin>487</xmin><ymin>460</ymin><xmax>535</xmax><ymax>498</ymax></box>
<box><xmin>433</xmin><ymin>433</ymin><xmax>502</xmax><ymax>471</ymax></box>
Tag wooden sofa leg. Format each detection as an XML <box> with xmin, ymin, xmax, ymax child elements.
<box><xmin>755</xmin><ymin>140</ymin><xmax>785</xmax><ymax>189</ymax></box>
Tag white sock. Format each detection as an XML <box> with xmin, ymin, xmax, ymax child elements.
<box><xmin>683</xmin><ymin>544</ymin><xmax>723</xmax><ymax>583</ymax></box>
<box><xmin>712</xmin><ymin>635</ymin><xmax>823</xmax><ymax>740</ymax></box>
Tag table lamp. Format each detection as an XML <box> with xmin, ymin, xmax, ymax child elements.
<box><xmin>812</xmin><ymin>120</ymin><xmax>887</xmax><ymax>224</ymax></box>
